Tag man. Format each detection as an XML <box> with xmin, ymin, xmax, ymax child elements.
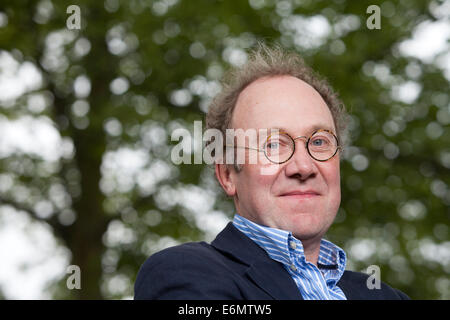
<box><xmin>134</xmin><ymin>43</ymin><xmax>410</xmax><ymax>300</ymax></box>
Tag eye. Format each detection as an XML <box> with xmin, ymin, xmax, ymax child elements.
<box><xmin>267</xmin><ymin>141</ymin><xmax>280</xmax><ymax>149</ymax></box>
<box><xmin>265</xmin><ymin>134</ymin><xmax>293</xmax><ymax>155</ymax></box>
<box><xmin>312</xmin><ymin>139</ymin><xmax>325</xmax><ymax>146</ymax></box>
<box><xmin>310</xmin><ymin>136</ymin><xmax>331</xmax><ymax>148</ymax></box>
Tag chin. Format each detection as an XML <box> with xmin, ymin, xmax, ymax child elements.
<box><xmin>292</xmin><ymin>228</ymin><xmax>324</xmax><ymax>241</ymax></box>
<box><xmin>279</xmin><ymin>198</ymin><xmax>325</xmax><ymax>214</ymax></box>
<box><xmin>284</xmin><ymin>215</ymin><xmax>328</xmax><ymax>240</ymax></box>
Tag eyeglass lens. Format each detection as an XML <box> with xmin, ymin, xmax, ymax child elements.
<box><xmin>264</xmin><ymin>131</ymin><xmax>338</xmax><ymax>163</ymax></box>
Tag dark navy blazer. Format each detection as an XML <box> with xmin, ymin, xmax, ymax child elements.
<box><xmin>134</xmin><ymin>222</ymin><xmax>410</xmax><ymax>300</ymax></box>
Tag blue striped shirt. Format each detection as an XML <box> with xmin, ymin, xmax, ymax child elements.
<box><xmin>233</xmin><ymin>214</ymin><xmax>347</xmax><ymax>300</ymax></box>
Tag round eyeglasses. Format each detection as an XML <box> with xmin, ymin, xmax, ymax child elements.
<box><xmin>227</xmin><ymin>129</ymin><xmax>341</xmax><ymax>164</ymax></box>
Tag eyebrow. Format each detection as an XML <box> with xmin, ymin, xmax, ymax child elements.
<box><xmin>266</xmin><ymin>124</ymin><xmax>336</xmax><ymax>136</ymax></box>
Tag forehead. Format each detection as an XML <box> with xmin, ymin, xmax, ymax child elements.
<box><xmin>231</xmin><ymin>76</ymin><xmax>335</xmax><ymax>135</ymax></box>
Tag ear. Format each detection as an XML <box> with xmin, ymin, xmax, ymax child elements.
<box><xmin>215</xmin><ymin>163</ymin><xmax>237</xmax><ymax>196</ymax></box>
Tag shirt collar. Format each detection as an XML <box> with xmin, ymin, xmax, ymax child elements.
<box><xmin>232</xmin><ymin>214</ymin><xmax>347</xmax><ymax>282</ymax></box>
<box><xmin>233</xmin><ymin>213</ymin><xmax>293</xmax><ymax>265</ymax></box>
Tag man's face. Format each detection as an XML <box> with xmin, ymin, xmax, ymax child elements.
<box><xmin>228</xmin><ymin>76</ymin><xmax>341</xmax><ymax>242</ymax></box>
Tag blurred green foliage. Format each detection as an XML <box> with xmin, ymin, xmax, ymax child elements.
<box><xmin>0</xmin><ymin>0</ymin><xmax>448</xmax><ymax>299</ymax></box>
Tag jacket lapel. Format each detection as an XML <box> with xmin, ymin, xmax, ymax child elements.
<box><xmin>244</xmin><ymin>260</ymin><xmax>304</xmax><ymax>300</ymax></box>
<box><xmin>211</xmin><ymin>222</ymin><xmax>303</xmax><ymax>300</ymax></box>
<box><xmin>336</xmin><ymin>271</ymin><xmax>364</xmax><ymax>300</ymax></box>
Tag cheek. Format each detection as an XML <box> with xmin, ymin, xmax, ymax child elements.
<box><xmin>238</xmin><ymin>164</ymin><xmax>279</xmax><ymax>196</ymax></box>
<box><xmin>323</xmin><ymin>156</ymin><xmax>340</xmax><ymax>182</ymax></box>
<box><xmin>250</xmin><ymin>166</ymin><xmax>277</xmax><ymax>189</ymax></box>
<box><xmin>323</xmin><ymin>161</ymin><xmax>341</xmax><ymax>206</ymax></box>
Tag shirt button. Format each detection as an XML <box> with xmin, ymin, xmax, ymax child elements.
<box><xmin>289</xmin><ymin>241</ymin><xmax>296</xmax><ymax>250</ymax></box>
<box><xmin>290</xmin><ymin>264</ymin><xmax>297</xmax><ymax>272</ymax></box>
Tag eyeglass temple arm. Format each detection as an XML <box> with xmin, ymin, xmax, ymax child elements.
<box><xmin>224</xmin><ymin>145</ymin><xmax>264</xmax><ymax>152</ymax></box>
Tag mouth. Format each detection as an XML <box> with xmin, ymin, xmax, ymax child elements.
<box><xmin>279</xmin><ymin>190</ymin><xmax>321</xmax><ymax>199</ymax></box>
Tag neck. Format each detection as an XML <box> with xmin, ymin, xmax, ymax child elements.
<box><xmin>298</xmin><ymin>237</ymin><xmax>322</xmax><ymax>266</ymax></box>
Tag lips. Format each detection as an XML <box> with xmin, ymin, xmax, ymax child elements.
<box><xmin>280</xmin><ymin>190</ymin><xmax>321</xmax><ymax>198</ymax></box>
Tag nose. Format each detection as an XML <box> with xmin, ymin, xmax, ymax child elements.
<box><xmin>284</xmin><ymin>137</ymin><xmax>317</xmax><ymax>180</ymax></box>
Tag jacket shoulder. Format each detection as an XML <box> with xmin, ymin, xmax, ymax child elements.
<box><xmin>137</xmin><ymin>241</ymin><xmax>214</xmax><ymax>269</ymax></box>
<box><xmin>134</xmin><ymin>241</ymin><xmax>241</xmax><ymax>300</ymax></box>
<box><xmin>339</xmin><ymin>270</ymin><xmax>410</xmax><ymax>300</ymax></box>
